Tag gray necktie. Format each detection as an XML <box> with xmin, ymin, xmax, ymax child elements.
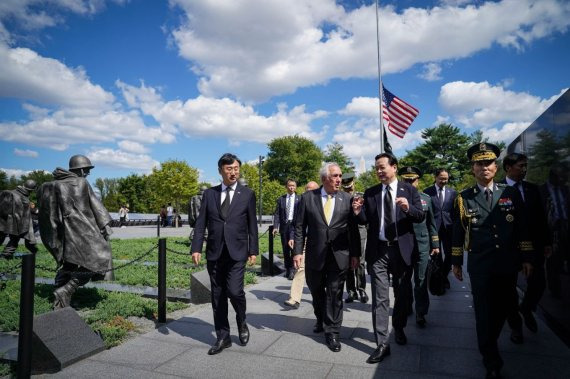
<box><xmin>485</xmin><ymin>188</ymin><xmax>492</xmax><ymax>209</ymax></box>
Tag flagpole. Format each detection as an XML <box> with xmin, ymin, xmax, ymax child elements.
<box><xmin>375</xmin><ymin>0</ymin><xmax>384</xmax><ymax>153</ymax></box>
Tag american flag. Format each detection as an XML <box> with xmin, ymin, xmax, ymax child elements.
<box><xmin>382</xmin><ymin>86</ymin><xmax>419</xmax><ymax>138</ymax></box>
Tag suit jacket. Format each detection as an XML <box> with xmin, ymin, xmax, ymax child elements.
<box><xmin>451</xmin><ymin>183</ymin><xmax>534</xmax><ymax>275</ymax></box>
<box><xmin>501</xmin><ymin>179</ymin><xmax>551</xmax><ymax>251</ymax></box>
<box><xmin>190</xmin><ymin>183</ymin><xmax>258</xmax><ymax>262</ymax></box>
<box><xmin>413</xmin><ymin>193</ymin><xmax>439</xmax><ymax>255</ymax></box>
<box><xmin>293</xmin><ymin>188</ymin><xmax>360</xmax><ymax>271</ymax></box>
<box><xmin>424</xmin><ymin>185</ymin><xmax>456</xmax><ymax>232</ymax></box>
<box><xmin>273</xmin><ymin>193</ymin><xmax>300</xmax><ymax>233</ymax></box>
<box><xmin>358</xmin><ymin>181</ymin><xmax>425</xmax><ymax>266</ymax></box>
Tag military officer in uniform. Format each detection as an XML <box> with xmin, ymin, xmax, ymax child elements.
<box><xmin>451</xmin><ymin>143</ymin><xmax>534</xmax><ymax>379</ymax></box>
<box><xmin>399</xmin><ymin>167</ymin><xmax>439</xmax><ymax>327</ymax></box>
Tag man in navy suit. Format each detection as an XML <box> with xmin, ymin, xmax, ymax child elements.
<box><xmin>424</xmin><ymin>168</ymin><xmax>456</xmax><ymax>289</ymax></box>
<box><xmin>353</xmin><ymin>153</ymin><xmax>424</xmax><ymax>364</ymax></box>
<box><xmin>191</xmin><ymin>153</ymin><xmax>258</xmax><ymax>355</ymax></box>
<box><xmin>273</xmin><ymin>178</ymin><xmax>300</xmax><ymax>279</ymax></box>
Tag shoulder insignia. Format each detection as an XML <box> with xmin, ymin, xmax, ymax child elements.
<box><xmin>452</xmin><ymin>247</ymin><xmax>463</xmax><ymax>256</ymax></box>
<box><xmin>519</xmin><ymin>241</ymin><xmax>533</xmax><ymax>252</ymax></box>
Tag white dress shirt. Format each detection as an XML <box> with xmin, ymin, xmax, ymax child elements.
<box><xmin>379</xmin><ymin>180</ymin><xmax>398</xmax><ymax>241</ymax></box>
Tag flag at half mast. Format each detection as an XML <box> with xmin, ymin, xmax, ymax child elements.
<box><xmin>382</xmin><ymin>86</ymin><xmax>419</xmax><ymax>138</ymax></box>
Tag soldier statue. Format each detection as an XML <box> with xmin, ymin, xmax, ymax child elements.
<box><xmin>188</xmin><ymin>185</ymin><xmax>208</xmax><ymax>240</ymax></box>
<box><xmin>451</xmin><ymin>143</ymin><xmax>534</xmax><ymax>379</ymax></box>
<box><xmin>0</xmin><ymin>179</ymin><xmax>38</xmax><ymax>258</ymax></box>
<box><xmin>37</xmin><ymin>155</ymin><xmax>113</xmax><ymax>309</ymax></box>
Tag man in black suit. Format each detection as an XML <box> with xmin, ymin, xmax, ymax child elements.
<box><xmin>191</xmin><ymin>153</ymin><xmax>258</xmax><ymax>355</ymax></box>
<box><xmin>353</xmin><ymin>153</ymin><xmax>424</xmax><ymax>364</ymax></box>
<box><xmin>273</xmin><ymin>178</ymin><xmax>300</xmax><ymax>279</ymax></box>
<box><xmin>424</xmin><ymin>168</ymin><xmax>456</xmax><ymax>290</ymax></box>
<box><xmin>293</xmin><ymin>162</ymin><xmax>361</xmax><ymax>353</ymax></box>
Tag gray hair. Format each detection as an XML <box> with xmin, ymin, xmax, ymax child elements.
<box><xmin>319</xmin><ymin>162</ymin><xmax>340</xmax><ymax>183</ymax></box>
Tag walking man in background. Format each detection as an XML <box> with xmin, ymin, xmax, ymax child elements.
<box><xmin>191</xmin><ymin>153</ymin><xmax>258</xmax><ymax>355</ymax></box>
<box><xmin>283</xmin><ymin>181</ymin><xmax>320</xmax><ymax>309</ymax></box>
<box><xmin>273</xmin><ymin>178</ymin><xmax>299</xmax><ymax>279</ymax></box>
<box><xmin>424</xmin><ymin>168</ymin><xmax>456</xmax><ymax>290</ymax></box>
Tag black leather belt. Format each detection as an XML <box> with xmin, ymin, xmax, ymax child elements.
<box><xmin>378</xmin><ymin>240</ymin><xmax>398</xmax><ymax>247</ymax></box>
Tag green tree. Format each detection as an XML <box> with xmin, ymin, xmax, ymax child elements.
<box><xmin>401</xmin><ymin>123</ymin><xmax>471</xmax><ymax>187</ymax></box>
<box><xmin>21</xmin><ymin>170</ymin><xmax>53</xmax><ymax>188</ymax></box>
<box><xmin>355</xmin><ymin>166</ymin><xmax>379</xmax><ymax>193</ymax></box>
<box><xmin>265</xmin><ymin>135</ymin><xmax>323</xmax><ymax>185</ymax></box>
<box><xmin>117</xmin><ymin>174</ymin><xmax>151</xmax><ymax>213</ymax></box>
<box><xmin>323</xmin><ymin>142</ymin><xmax>355</xmax><ymax>174</ymax></box>
<box><xmin>0</xmin><ymin>170</ymin><xmax>8</xmax><ymax>191</ymax></box>
<box><xmin>240</xmin><ymin>163</ymin><xmax>283</xmax><ymax>215</ymax></box>
<box><xmin>147</xmin><ymin>160</ymin><xmax>199</xmax><ymax>213</ymax></box>
<box><xmin>527</xmin><ymin>130</ymin><xmax>563</xmax><ymax>184</ymax></box>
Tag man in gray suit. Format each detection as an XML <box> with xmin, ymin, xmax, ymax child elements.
<box><xmin>293</xmin><ymin>162</ymin><xmax>361</xmax><ymax>353</ymax></box>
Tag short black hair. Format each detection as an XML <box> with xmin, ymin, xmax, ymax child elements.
<box><xmin>218</xmin><ymin>153</ymin><xmax>241</xmax><ymax>169</ymax></box>
<box><xmin>434</xmin><ymin>168</ymin><xmax>449</xmax><ymax>177</ymax></box>
<box><xmin>503</xmin><ymin>153</ymin><xmax>527</xmax><ymax>170</ymax></box>
<box><xmin>286</xmin><ymin>178</ymin><xmax>297</xmax><ymax>185</ymax></box>
<box><xmin>374</xmin><ymin>152</ymin><xmax>398</xmax><ymax>166</ymax></box>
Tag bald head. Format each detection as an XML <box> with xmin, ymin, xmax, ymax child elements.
<box><xmin>305</xmin><ymin>181</ymin><xmax>319</xmax><ymax>192</ymax></box>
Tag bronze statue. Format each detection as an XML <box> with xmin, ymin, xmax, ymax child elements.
<box><xmin>37</xmin><ymin>155</ymin><xmax>113</xmax><ymax>309</ymax></box>
<box><xmin>188</xmin><ymin>185</ymin><xmax>208</xmax><ymax>239</ymax></box>
<box><xmin>0</xmin><ymin>179</ymin><xmax>38</xmax><ymax>258</ymax></box>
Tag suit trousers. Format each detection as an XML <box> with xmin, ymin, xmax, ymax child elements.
<box><xmin>470</xmin><ymin>272</ymin><xmax>518</xmax><ymax>371</ymax></box>
<box><xmin>280</xmin><ymin>223</ymin><xmax>294</xmax><ymax>270</ymax></box>
<box><xmin>305</xmin><ymin>251</ymin><xmax>346</xmax><ymax>336</ymax></box>
<box><xmin>207</xmin><ymin>244</ymin><xmax>247</xmax><ymax>341</ymax></box>
<box><xmin>368</xmin><ymin>243</ymin><xmax>413</xmax><ymax>346</ymax></box>
<box><xmin>288</xmin><ymin>252</ymin><xmax>305</xmax><ymax>303</ymax></box>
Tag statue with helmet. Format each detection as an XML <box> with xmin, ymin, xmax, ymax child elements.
<box><xmin>0</xmin><ymin>179</ymin><xmax>38</xmax><ymax>258</ymax></box>
<box><xmin>37</xmin><ymin>155</ymin><xmax>113</xmax><ymax>309</ymax></box>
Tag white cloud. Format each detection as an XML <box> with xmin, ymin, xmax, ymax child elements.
<box><xmin>117</xmin><ymin>81</ymin><xmax>327</xmax><ymax>144</ymax></box>
<box><xmin>170</xmin><ymin>0</ymin><xmax>570</xmax><ymax>101</ymax></box>
<box><xmin>481</xmin><ymin>121</ymin><xmax>530</xmax><ymax>144</ymax></box>
<box><xmin>0</xmin><ymin>167</ymin><xmax>30</xmax><ymax>178</ymax></box>
<box><xmin>117</xmin><ymin>140</ymin><xmax>148</xmax><ymax>154</ymax></box>
<box><xmin>339</xmin><ymin>97</ymin><xmax>379</xmax><ymax>118</ymax></box>
<box><xmin>88</xmin><ymin>148</ymin><xmax>160</xmax><ymax>172</ymax></box>
<box><xmin>14</xmin><ymin>148</ymin><xmax>38</xmax><ymax>157</ymax></box>
<box><xmin>439</xmin><ymin>81</ymin><xmax>567</xmax><ymax>127</ymax></box>
<box><xmin>0</xmin><ymin>43</ymin><xmax>114</xmax><ymax>109</ymax></box>
<box><xmin>418</xmin><ymin>63</ymin><xmax>442</xmax><ymax>81</ymax></box>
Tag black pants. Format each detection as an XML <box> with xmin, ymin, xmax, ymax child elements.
<box><xmin>1</xmin><ymin>232</ymin><xmax>37</xmax><ymax>255</ymax></box>
<box><xmin>470</xmin><ymin>272</ymin><xmax>518</xmax><ymax>371</ymax></box>
<box><xmin>305</xmin><ymin>252</ymin><xmax>346</xmax><ymax>336</ymax></box>
<box><xmin>279</xmin><ymin>222</ymin><xmax>293</xmax><ymax>270</ymax></box>
<box><xmin>368</xmin><ymin>243</ymin><xmax>412</xmax><ymax>346</ymax></box>
<box><xmin>439</xmin><ymin>227</ymin><xmax>452</xmax><ymax>276</ymax></box>
<box><xmin>207</xmin><ymin>244</ymin><xmax>247</xmax><ymax>341</ymax></box>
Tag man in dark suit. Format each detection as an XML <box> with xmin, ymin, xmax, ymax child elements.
<box><xmin>424</xmin><ymin>168</ymin><xmax>456</xmax><ymax>290</ymax></box>
<box><xmin>191</xmin><ymin>153</ymin><xmax>258</xmax><ymax>355</ymax></box>
<box><xmin>352</xmin><ymin>153</ymin><xmax>424</xmax><ymax>364</ymax></box>
<box><xmin>451</xmin><ymin>143</ymin><xmax>534</xmax><ymax>378</ymax></box>
<box><xmin>293</xmin><ymin>162</ymin><xmax>361</xmax><ymax>353</ymax></box>
<box><xmin>503</xmin><ymin>153</ymin><xmax>551</xmax><ymax>341</ymax></box>
<box><xmin>540</xmin><ymin>164</ymin><xmax>569</xmax><ymax>299</ymax></box>
<box><xmin>273</xmin><ymin>178</ymin><xmax>300</xmax><ymax>279</ymax></box>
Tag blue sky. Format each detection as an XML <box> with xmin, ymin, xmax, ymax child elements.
<box><xmin>1</xmin><ymin>0</ymin><xmax>569</xmax><ymax>185</ymax></box>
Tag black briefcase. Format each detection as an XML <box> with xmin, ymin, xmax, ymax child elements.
<box><xmin>427</xmin><ymin>254</ymin><xmax>446</xmax><ymax>296</ymax></box>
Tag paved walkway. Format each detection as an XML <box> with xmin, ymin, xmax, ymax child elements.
<box><xmin>37</xmin><ymin>271</ymin><xmax>570</xmax><ymax>379</ymax></box>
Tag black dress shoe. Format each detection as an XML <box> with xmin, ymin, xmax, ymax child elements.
<box><xmin>238</xmin><ymin>323</ymin><xmax>250</xmax><ymax>345</ymax></box>
<box><xmin>394</xmin><ymin>328</ymin><xmax>407</xmax><ymax>345</ymax></box>
<box><xmin>283</xmin><ymin>299</ymin><xmax>300</xmax><ymax>309</ymax></box>
<box><xmin>207</xmin><ymin>338</ymin><xmax>231</xmax><ymax>355</ymax></box>
<box><xmin>510</xmin><ymin>329</ymin><xmax>524</xmax><ymax>344</ymax></box>
<box><xmin>521</xmin><ymin>309</ymin><xmax>538</xmax><ymax>333</ymax></box>
<box><xmin>287</xmin><ymin>269</ymin><xmax>296</xmax><ymax>280</ymax></box>
<box><xmin>284</xmin><ymin>269</ymin><xmax>291</xmax><ymax>278</ymax></box>
<box><xmin>313</xmin><ymin>322</ymin><xmax>324</xmax><ymax>333</ymax></box>
<box><xmin>325</xmin><ymin>334</ymin><xmax>341</xmax><ymax>352</ymax></box>
<box><xmin>416</xmin><ymin>314</ymin><xmax>426</xmax><ymax>328</ymax></box>
<box><xmin>359</xmin><ymin>290</ymin><xmax>369</xmax><ymax>303</ymax></box>
<box><xmin>345</xmin><ymin>292</ymin><xmax>358</xmax><ymax>303</ymax></box>
<box><xmin>367</xmin><ymin>343</ymin><xmax>391</xmax><ymax>364</ymax></box>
